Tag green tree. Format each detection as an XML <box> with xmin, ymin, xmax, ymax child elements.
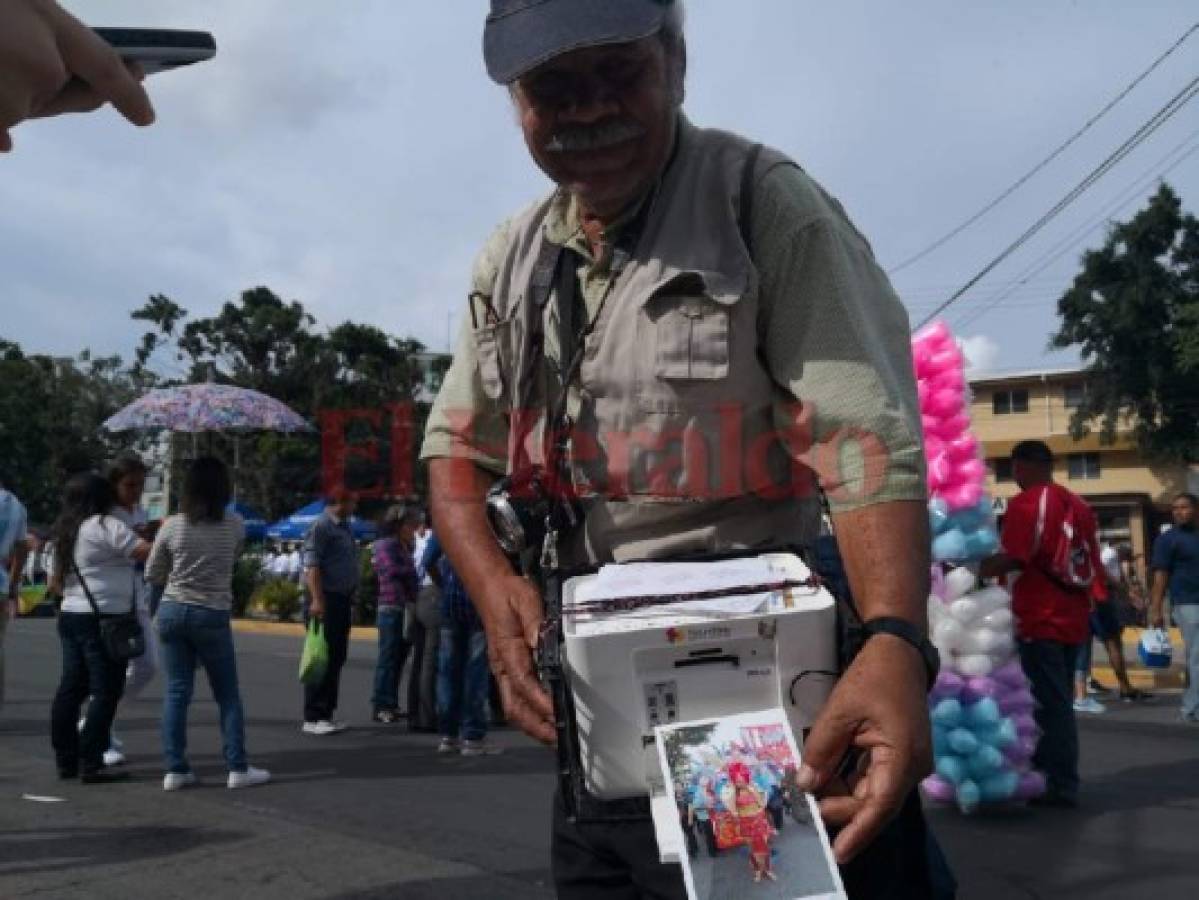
<box><xmin>130</xmin><ymin>287</ymin><xmax>439</xmax><ymax>518</ymax></box>
<box><xmin>1050</xmin><ymin>183</ymin><xmax>1199</xmax><ymax>461</ymax></box>
<box><xmin>0</xmin><ymin>341</ymin><xmax>141</xmax><ymax>522</ymax></box>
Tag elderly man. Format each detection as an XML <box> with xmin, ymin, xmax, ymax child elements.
<box><xmin>424</xmin><ymin>2</ymin><xmax>943</xmax><ymax>897</ymax></box>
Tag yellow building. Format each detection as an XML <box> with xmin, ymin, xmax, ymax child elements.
<box><xmin>969</xmin><ymin>366</ymin><xmax>1196</xmax><ymax>581</ymax></box>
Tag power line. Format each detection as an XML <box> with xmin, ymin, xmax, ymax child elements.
<box><xmin>914</xmin><ymin>74</ymin><xmax>1199</xmax><ymax>329</ymax></box>
<box><xmin>888</xmin><ymin>21</ymin><xmax>1199</xmax><ymax>276</ymax></box>
<box><xmin>951</xmin><ymin>130</ymin><xmax>1199</xmax><ymax>331</ymax></box>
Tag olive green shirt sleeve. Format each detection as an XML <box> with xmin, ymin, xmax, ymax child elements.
<box><xmin>419</xmin><ymin>222</ymin><xmax>513</xmax><ymax>476</ymax></box>
<box><xmin>753</xmin><ymin>165</ymin><xmax>926</xmax><ymax>513</ymax></box>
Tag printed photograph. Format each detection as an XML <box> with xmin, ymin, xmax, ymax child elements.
<box><xmin>655</xmin><ymin>709</ymin><xmax>846</xmax><ymax>900</ymax></box>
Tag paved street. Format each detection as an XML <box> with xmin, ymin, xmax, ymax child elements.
<box><xmin>2</xmin><ymin>618</ymin><xmax>1197</xmax><ymax>899</ymax></box>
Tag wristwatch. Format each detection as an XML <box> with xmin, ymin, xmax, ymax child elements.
<box><xmin>861</xmin><ymin>616</ymin><xmax>941</xmax><ymax>691</ymax></box>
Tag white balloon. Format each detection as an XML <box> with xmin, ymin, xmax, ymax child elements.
<box><xmin>971</xmin><ymin>587</ymin><xmax>1011</xmax><ymax>616</ymax></box>
<box><xmin>933</xmin><ymin>618</ymin><xmax>965</xmax><ymax>655</ymax></box>
<box><xmin>980</xmin><ymin>609</ymin><xmax>1013</xmax><ymax>632</ymax></box>
<box><xmin>962</xmin><ymin>628</ymin><xmax>1000</xmax><ymax>655</ymax></box>
<box><xmin>944</xmin><ymin>567</ymin><xmax>977</xmax><ymax>602</ymax></box>
<box><xmin>958</xmin><ymin>654</ymin><xmax>995</xmax><ymax>676</ymax></box>
<box><xmin>949</xmin><ymin>598</ymin><xmax>980</xmax><ymax>624</ymax></box>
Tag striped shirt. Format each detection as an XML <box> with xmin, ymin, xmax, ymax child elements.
<box><xmin>147</xmin><ymin>513</ymin><xmax>245</xmax><ymax>611</ymax></box>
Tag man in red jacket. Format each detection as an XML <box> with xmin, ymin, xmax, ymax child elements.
<box><xmin>982</xmin><ymin>440</ymin><xmax>1100</xmax><ymax>808</ymax></box>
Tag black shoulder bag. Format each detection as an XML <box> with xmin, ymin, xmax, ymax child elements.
<box><xmin>69</xmin><ymin>555</ymin><xmax>146</xmax><ymax>663</ymax></box>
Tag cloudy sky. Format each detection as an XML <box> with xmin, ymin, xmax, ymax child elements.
<box><xmin>3</xmin><ymin>1</ymin><xmax>1197</xmax><ymax>379</ymax></box>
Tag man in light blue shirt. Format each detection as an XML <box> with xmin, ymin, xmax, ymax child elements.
<box><xmin>1151</xmin><ymin>493</ymin><xmax>1199</xmax><ymax>722</ymax></box>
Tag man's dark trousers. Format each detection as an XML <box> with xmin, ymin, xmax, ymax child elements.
<box><xmin>304</xmin><ymin>592</ymin><xmax>352</xmax><ymax>722</ymax></box>
<box><xmin>1017</xmin><ymin>638</ymin><xmax>1080</xmax><ymax>801</ymax></box>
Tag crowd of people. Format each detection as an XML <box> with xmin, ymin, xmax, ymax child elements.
<box><xmin>0</xmin><ymin>451</ymin><xmax>502</xmax><ymax>790</ymax></box>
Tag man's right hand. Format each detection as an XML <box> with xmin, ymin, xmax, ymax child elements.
<box><xmin>0</xmin><ymin>0</ymin><xmax>155</xmax><ymax>152</ymax></box>
<box><xmin>481</xmin><ymin>573</ymin><xmax>557</xmax><ymax>745</ymax></box>
<box><xmin>309</xmin><ymin>595</ymin><xmax>325</xmax><ymax>619</ymax></box>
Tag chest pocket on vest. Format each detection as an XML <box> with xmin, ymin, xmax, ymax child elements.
<box><xmin>472</xmin><ymin>308</ymin><xmax>518</xmax><ymax>403</ymax></box>
<box><xmin>647</xmin><ymin>292</ymin><xmax>733</xmax><ymax>381</ymax></box>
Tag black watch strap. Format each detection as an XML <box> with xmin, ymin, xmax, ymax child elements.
<box><xmin>861</xmin><ymin>616</ymin><xmax>940</xmax><ymax>690</ymax></box>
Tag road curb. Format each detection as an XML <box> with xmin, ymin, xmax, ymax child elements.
<box><xmin>233</xmin><ymin>618</ymin><xmax>378</xmax><ymax>642</ymax></box>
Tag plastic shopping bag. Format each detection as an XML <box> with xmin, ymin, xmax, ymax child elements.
<box><xmin>298</xmin><ymin>618</ymin><xmax>329</xmax><ymax>685</ymax></box>
<box><xmin>1138</xmin><ymin>627</ymin><xmax>1173</xmax><ymax>669</ymax></box>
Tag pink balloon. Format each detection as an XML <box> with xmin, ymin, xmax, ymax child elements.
<box><xmin>922</xmin><ymin>414</ymin><xmax>940</xmax><ymax>435</ymax></box>
<box><xmin>928</xmin><ymin>387</ymin><xmax>965</xmax><ymax>418</ymax></box>
<box><xmin>933</xmin><ymin>413</ymin><xmax>972</xmax><ymax>442</ymax></box>
<box><xmin>944</xmin><ymin>482</ymin><xmax>983</xmax><ymax>511</ymax></box>
<box><xmin>913</xmin><ymin>345</ymin><xmax>934</xmax><ymax>379</ymax></box>
<box><xmin>929</xmin><ymin>348</ymin><xmax>964</xmax><ymax>374</ymax></box>
<box><xmin>922</xmin><ymin>775</ymin><xmax>957</xmax><ymax>803</ymax></box>
<box><xmin>924</xmin><ymin>434</ymin><xmax>946</xmax><ymax>463</ymax></box>
<box><xmin>917</xmin><ymin>380</ymin><xmax>931</xmax><ymax>408</ymax></box>
<box><xmin>931</xmin><ymin>368</ymin><xmax>965</xmax><ymax>393</ymax></box>
<box><xmin>913</xmin><ymin>321</ymin><xmax>952</xmax><ymax>349</ymax></box>
<box><xmin>928</xmin><ymin>453</ymin><xmax>954</xmax><ymax>487</ymax></box>
<box><xmin>957</xmin><ymin>458</ymin><xmax>988</xmax><ymax>484</ymax></box>
<box><xmin>946</xmin><ymin>434</ymin><xmax>978</xmax><ymax>461</ymax></box>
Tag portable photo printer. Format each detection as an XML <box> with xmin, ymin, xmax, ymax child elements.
<box><xmin>561</xmin><ymin>552</ymin><xmax>838</xmax><ymax>801</ymax></box>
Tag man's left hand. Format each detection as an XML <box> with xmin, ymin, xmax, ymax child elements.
<box><xmin>797</xmin><ymin>633</ymin><xmax>932</xmax><ymax>864</ymax></box>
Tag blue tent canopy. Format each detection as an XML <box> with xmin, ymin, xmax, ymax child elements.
<box><xmin>265</xmin><ymin>500</ymin><xmax>377</xmax><ymax>543</ymax></box>
<box><xmin>227</xmin><ymin>502</ymin><xmax>268</xmax><ymax>542</ymax></box>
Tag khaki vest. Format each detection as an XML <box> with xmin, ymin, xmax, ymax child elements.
<box><xmin>475</xmin><ymin>122</ymin><xmax>821</xmax><ymax>566</ymax></box>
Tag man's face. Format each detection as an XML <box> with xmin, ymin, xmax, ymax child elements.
<box><xmin>1171</xmin><ymin>497</ymin><xmax>1195</xmax><ymax>527</ymax></box>
<box><xmin>512</xmin><ymin>37</ymin><xmax>679</xmax><ymax>217</ymax></box>
<box><xmin>334</xmin><ymin>496</ymin><xmax>356</xmax><ymax>520</ymax></box>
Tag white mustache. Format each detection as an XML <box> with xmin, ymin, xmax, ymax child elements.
<box><xmin>545</xmin><ymin>119</ymin><xmax>646</xmax><ymax>153</ymax></box>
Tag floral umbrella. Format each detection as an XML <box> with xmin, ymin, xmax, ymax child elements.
<box><xmin>103</xmin><ymin>384</ymin><xmax>312</xmax><ymax>434</ymax></box>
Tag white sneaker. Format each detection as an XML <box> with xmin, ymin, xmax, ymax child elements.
<box><xmin>1073</xmin><ymin>697</ymin><xmax>1106</xmax><ymax>714</ymax></box>
<box><xmin>109</xmin><ymin>733</ymin><xmax>125</xmax><ymax>752</ymax></box>
<box><xmin>163</xmin><ymin>772</ymin><xmax>197</xmax><ymax>792</ymax></box>
<box><xmin>301</xmin><ymin>720</ymin><xmax>347</xmax><ymax>736</ymax></box>
<box><xmin>103</xmin><ymin>749</ymin><xmax>126</xmax><ymax>767</ymax></box>
<box><xmin>461</xmin><ymin>739</ymin><xmax>502</xmax><ymax>757</ymax></box>
<box><xmin>437</xmin><ymin>737</ymin><xmax>461</xmax><ymax>754</ymax></box>
<box><xmin>227</xmin><ymin>766</ymin><xmax>271</xmax><ymax>790</ymax></box>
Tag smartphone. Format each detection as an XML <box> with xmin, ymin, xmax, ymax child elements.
<box><xmin>94</xmin><ymin>28</ymin><xmax>216</xmax><ymax>75</ymax></box>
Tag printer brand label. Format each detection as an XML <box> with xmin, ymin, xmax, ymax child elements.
<box><xmin>666</xmin><ymin>625</ymin><xmax>732</xmax><ymax>644</ymax></box>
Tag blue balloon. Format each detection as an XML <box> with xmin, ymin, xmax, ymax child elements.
<box><xmin>967</xmin><ymin>745</ymin><xmax>1005</xmax><ymax>779</ymax></box>
<box><xmin>931</xmin><ymin>698</ymin><xmax>963</xmax><ymax>728</ymax></box>
<box><xmin>932</xmin><ymin>724</ymin><xmax>950</xmax><ymax>755</ymax></box>
<box><xmin>932</xmin><ymin>528</ymin><xmax>968</xmax><ymax>562</ymax></box>
<box><xmin>957</xmin><ymin>778</ymin><xmax>981</xmax><ymax>814</ymax></box>
<box><xmin>952</xmin><ymin>506</ymin><xmax>985</xmax><ymax>532</ymax></box>
<box><xmin>964</xmin><ymin>528</ymin><xmax>999</xmax><ymax>558</ymax></box>
<box><xmin>965</xmin><ymin>697</ymin><xmax>1001</xmax><ymax>728</ymax></box>
<box><xmin>979</xmin><ymin>771</ymin><xmax>1019</xmax><ymax>802</ymax></box>
<box><xmin>947</xmin><ymin>728</ymin><xmax>979</xmax><ymax>755</ymax></box>
<box><xmin>928</xmin><ymin>498</ymin><xmax>950</xmax><ymax>535</ymax></box>
<box><xmin>935</xmin><ymin>754</ymin><xmax>966</xmax><ymax>785</ymax></box>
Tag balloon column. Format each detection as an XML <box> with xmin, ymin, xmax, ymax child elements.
<box><xmin>912</xmin><ymin>322</ymin><xmax>1046</xmax><ymax>812</ymax></box>
<box><xmin>912</xmin><ymin>322</ymin><xmax>999</xmax><ymax>562</ymax></box>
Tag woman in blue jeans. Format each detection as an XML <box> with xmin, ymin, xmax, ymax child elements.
<box><xmin>370</xmin><ymin>504</ymin><xmax>421</xmax><ymax>723</ymax></box>
<box><xmin>146</xmin><ymin>457</ymin><xmax>269</xmax><ymax>791</ymax></box>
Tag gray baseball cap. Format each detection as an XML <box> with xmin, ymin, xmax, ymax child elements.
<box><xmin>483</xmin><ymin>0</ymin><xmax>674</xmax><ymax>85</ymax></box>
